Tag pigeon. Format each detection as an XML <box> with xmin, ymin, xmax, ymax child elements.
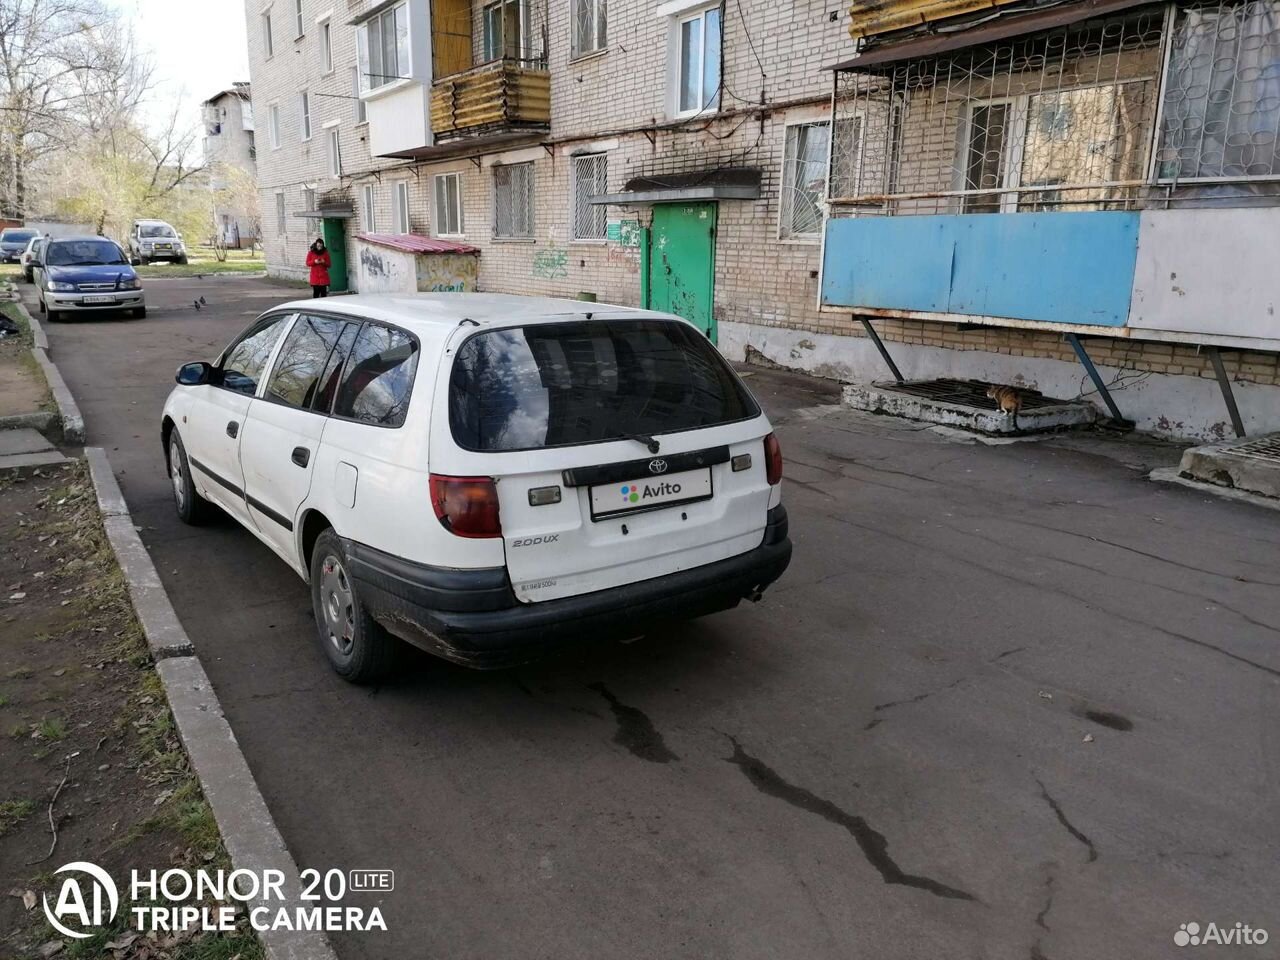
<box><xmin>198</xmin><ymin>296</ymin><xmax>206</xmax><ymax>305</ymax></box>
<box><xmin>193</xmin><ymin>300</ymin><xmax>201</xmax><ymax>310</ymax></box>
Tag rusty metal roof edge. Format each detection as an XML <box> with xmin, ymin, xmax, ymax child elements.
<box><xmin>825</xmin><ymin>0</ymin><xmax>1161</xmax><ymax>71</ymax></box>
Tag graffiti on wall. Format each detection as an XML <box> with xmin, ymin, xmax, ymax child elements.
<box><xmin>532</xmin><ymin>246</ymin><xmax>568</xmax><ymax>280</ymax></box>
<box><xmin>416</xmin><ymin>253</ymin><xmax>478</xmax><ymax>292</ymax></box>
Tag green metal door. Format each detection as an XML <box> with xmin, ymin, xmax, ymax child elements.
<box><xmin>648</xmin><ymin>203</ymin><xmax>717</xmax><ymax>342</ymax></box>
<box><xmin>321</xmin><ymin>218</ymin><xmax>348</xmax><ymax>293</ymax></box>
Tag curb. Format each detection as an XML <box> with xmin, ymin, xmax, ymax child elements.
<box><xmin>1148</xmin><ymin>465</ymin><xmax>1280</xmax><ymax>513</ymax></box>
<box><xmin>10</xmin><ymin>294</ymin><xmax>85</xmax><ymax>443</ymax></box>
<box><xmin>85</xmin><ymin>447</ymin><xmax>340</xmax><ymax>960</ymax></box>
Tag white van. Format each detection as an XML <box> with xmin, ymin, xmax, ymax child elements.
<box><xmin>161</xmin><ymin>295</ymin><xmax>791</xmax><ymax>682</ymax></box>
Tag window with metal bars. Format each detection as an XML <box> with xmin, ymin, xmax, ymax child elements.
<box><xmin>572</xmin><ymin>154</ymin><xmax>607</xmax><ymax>240</ymax></box>
<box><xmin>780</xmin><ymin>123</ymin><xmax>830</xmax><ymax>240</ymax></box>
<box><xmin>1157</xmin><ymin>0</ymin><xmax>1280</xmax><ymax>181</ymax></box>
<box><xmin>433</xmin><ymin>173</ymin><xmax>464</xmax><ymax>237</ymax></box>
<box><xmin>494</xmin><ymin>162</ymin><xmax>534</xmax><ymax>238</ymax></box>
<box><xmin>572</xmin><ymin>0</ymin><xmax>606</xmax><ymax>58</ymax></box>
<box><xmin>829</xmin><ymin>7</ymin><xmax>1164</xmax><ymax>215</ymax></box>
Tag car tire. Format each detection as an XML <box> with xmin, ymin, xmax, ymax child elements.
<box><xmin>176</xmin><ymin>255</ymin><xmax>189</xmax><ymax>265</ymax></box>
<box><xmin>168</xmin><ymin>430</ymin><xmax>215</xmax><ymax>525</ymax></box>
<box><xmin>132</xmin><ymin>306</ymin><xmax>146</xmax><ymax>319</ymax></box>
<box><xmin>36</xmin><ymin>296</ymin><xmax>45</xmax><ymax>314</ymax></box>
<box><xmin>46</xmin><ymin>308</ymin><xmax>62</xmax><ymax>323</ymax></box>
<box><xmin>310</xmin><ymin>530</ymin><xmax>401</xmax><ymax>684</ymax></box>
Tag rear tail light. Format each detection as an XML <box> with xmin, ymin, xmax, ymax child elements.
<box><xmin>429</xmin><ymin>474</ymin><xmax>502</xmax><ymax>538</ymax></box>
<box><xmin>763</xmin><ymin>433</ymin><xmax>783</xmax><ymax>486</ymax></box>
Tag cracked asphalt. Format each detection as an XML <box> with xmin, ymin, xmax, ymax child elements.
<box><xmin>38</xmin><ymin>276</ymin><xmax>1280</xmax><ymax>959</ymax></box>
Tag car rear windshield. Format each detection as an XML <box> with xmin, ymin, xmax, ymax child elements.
<box><xmin>45</xmin><ymin>240</ymin><xmax>127</xmax><ymax>266</ymax></box>
<box><xmin>449</xmin><ymin>319</ymin><xmax>760</xmax><ymax>452</ymax></box>
<box><xmin>2</xmin><ymin>229</ymin><xmax>36</xmax><ymax>242</ymax></box>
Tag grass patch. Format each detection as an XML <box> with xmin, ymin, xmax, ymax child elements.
<box><xmin>0</xmin><ymin>694</ymin><xmax>9</xmax><ymax>706</ymax></box>
<box><xmin>136</xmin><ymin>246</ymin><xmax>265</xmax><ymax>279</ymax></box>
<box><xmin>36</xmin><ymin>716</ymin><xmax>67</xmax><ymax>741</ymax></box>
<box><xmin>0</xmin><ymin>796</ymin><xmax>36</xmax><ymax>835</ymax></box>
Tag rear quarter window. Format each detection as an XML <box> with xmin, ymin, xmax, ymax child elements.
<box><xmin>449</xmin><ymin>318</ymin><xmax>760</xmax><ymax>452</ymax></box>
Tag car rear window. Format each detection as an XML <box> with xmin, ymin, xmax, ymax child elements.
<box><xmin>449</xmin><ymin>319</ymin><xmax>760</xmax><ymax>452</ymax></box>
<box><xmin>3</xmin><ymin>230</ymin><xmax>35</xmax><ymax>242</ymax></box>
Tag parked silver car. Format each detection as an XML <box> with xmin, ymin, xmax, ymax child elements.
<box><xmin>127</xmin><ymin>219</ymin><xmax>187</xmax><ymax>265</ymax></box>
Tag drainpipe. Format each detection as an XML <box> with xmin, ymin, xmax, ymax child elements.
<box><xmin>639</xmin><ymin>225</ymin><xmax>652</xmax><ymax>308</ymax></box>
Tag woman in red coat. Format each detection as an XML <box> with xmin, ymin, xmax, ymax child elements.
<box><xmin>306</xmin><ymin>238</ymin><xmax>331</xmax><ymax>298</ymax></box>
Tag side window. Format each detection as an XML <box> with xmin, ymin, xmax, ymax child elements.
<box><xmin>311</xmin><ymin>322</ymin><xmax>359</xmax><ymax>413</ymax></box>
<box><xmin>264</xmin><ymin>315</ymin><xmax>349</xmax><ymax>409</ymax></box>
<box><xmin>219</xmin><ymin>316</ymin><xmax>289</xmax><ymax>396</ymax></box>
<box><xmin>334</xmin><ymin>324</ymin><xmax>419</xmax><ymax>427</ymax></box>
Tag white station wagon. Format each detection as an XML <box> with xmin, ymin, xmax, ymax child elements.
<box><xmin>161</xmin><ymin>294</ymin><xmax>791</xmax><ymax>682</ymax></box>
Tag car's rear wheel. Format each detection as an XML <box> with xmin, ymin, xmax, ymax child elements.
<box><xmin>310</xmin><ymin>530</ymin><xmax>401</xmax><ymax>684</ymax></box>
<box><xmin>168</xmin><ymin>430</ymin><xmax>215</xmax><ymax>525</ymax></box>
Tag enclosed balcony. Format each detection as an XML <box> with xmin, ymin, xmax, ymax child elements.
<box><xmin>427</xmin><ymin>0</ymin><xmax>549</xmax><ymax>149</ymax></box>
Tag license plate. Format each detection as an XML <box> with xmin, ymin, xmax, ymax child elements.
<box><xmin>81</xmin><ymin>295</ymin><xmax>115</xmax><ymax>304</ymax></box>
<box><xmin>590</xmin><ymin>467</ymin><xmax>712</xmax><ymax>520</ymax></box>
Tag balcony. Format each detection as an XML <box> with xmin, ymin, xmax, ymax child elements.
<box><xmin>429</xmin><ymin>59</ymin><xmax>550</xmax><ymax>145</ymax></box>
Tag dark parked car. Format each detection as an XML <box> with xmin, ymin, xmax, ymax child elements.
<box><xmin>0</xmin><ymin>227</ymin><xmax>38</xmax><ymax>263</ymax></box>
<box><xmin>35</xmin><ymin>236</ymin><xmax>145</xmax><ymax>321</ymax></box>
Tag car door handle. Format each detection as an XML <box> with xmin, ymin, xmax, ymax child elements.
<box><xmin>291</xmin><ymin>446</ymin><xmax>310</xmax><ymax>468</ymax></box>
<box><xmin>226</xmin><ymin>421</ymin><xmax>238</xmax><ymax>438</ymax></box>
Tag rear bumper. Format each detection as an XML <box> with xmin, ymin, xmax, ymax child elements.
<box><xmin>345</xmin><ymin>505</ymin><xmax>792</xmax><ymax>668</ymax></box>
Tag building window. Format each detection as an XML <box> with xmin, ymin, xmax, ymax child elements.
<box><xmin>268</xmin><ymin>103</ymin><xmax>281</xmax><ymax>148</ymax></box>
<box><xmin>321</xmin><ymin>20</ymin><xmax>333</xmax><ymax>73</ymax></box>
<box><xmin>393</xmin><ymin>181</ymin><xmax>411</xmax><ymax>233</ymax></box>
<box><xmin>780</xmin><ymin>122</ymin><xmax>831</xmax><ymax>241</ymax></box>
<box><xmin>300</xmin><ymin>91</ymin><xmax>311</xmax><ymax>140</ymax></box>
<box><xmin>493</xmin><ymin>162</ymin><xmax>533</xmax><ymax>238</ymax></box>
<box><xmin>571</xmin><ymin>153</ymin><xmax>607</xmax><ymax>240</ymax></box>
<box><xmin>294</xmin><ymin>0</ymin><xmax>304</xmax><ymax>37</ymax></box>
<box><xmin>303</xmin><ymin>187</ymin><xmax>318</xmax><ymax>225</ymax></box>
<box><xmin>572</xmin><ymin>0</ymin><xmax>606</xmax><ymax>58</ymax></box>
<box><xmin>326</xmin><ymin>127</ymin><xmax>341</xmax><ymax>177</ymax></box>
<box><xmin>351</xmin><ymin>67</ymin><xmax>367</xmax><ymax>123</ymax></box>
<box><xmin>275</xmin><ymin>193</ymin><xmax>287</xmax><ymax>235</ymax></box>
<box><xmin>362</xmin><ymin>184</ymin><xmax>377</xmax><ymax>232</ymax></box>
<box><xmin>959</xmin><ymin>82</ymin><xmax>1152</xmax><ymax>213</ymax></box>
<box><xmin>357</xmin><ymin>2</ymin><xmax>408</xmax><ymax>91</ymax></box>
<box><xmin>674</xmin><ymin>5</ymin><xmax>721</xmax><ymax>117</ymax></box>
<box><xmin>433</xmin><ymin>173</ymin><xmax>463</xmax><ymax>236</ymax></box>
<box><xmin>483</xmin><ymin>0</ymin><xmax>527</xmax><ymax>61</ymax></box>
<box><xmin>262</xmin><ymin>11</ymin><xmax>274</xmax><ymax>57</ymax></box>
<box><xmin>1157</xmin><ymin>2</ymin><xmax>1280</xmax><ymax>181</ymax></box>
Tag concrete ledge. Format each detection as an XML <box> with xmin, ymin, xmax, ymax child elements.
<box><xmin>842</xmin><ymin>382</ymin><xmax>1097</xmax><ymax>435</ymax></box>
<box><xmin>11</xmin><ymin>295</ymin><xmax>83</xmax><ymax>443</ymax></box>
<box><xmin>0</xmin><ymin>411</ymin><xmax>57</xmax><ymax>433</ymax></box>
<box><xmin>1177</xmin><ymin>436</ymin><xmax>1280</xmax><ymax>500</ymax></box>
<box><xmin>0</xmin><ymin>450</ymin><xmax>69</xmax><ymax>469</ymax></box>
<box><xmin>85</xmin><ymin>447</ymin><xmax>338</xmax><ymax>960</ymax></box>
<box><xmin>1150</xmin><ymin>466</ymin><xmax>1280</xmax><ymax>512</ymax></box>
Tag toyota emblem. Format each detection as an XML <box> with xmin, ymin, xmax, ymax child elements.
<box><xmin>648</xmin><ymin>459</ymin><xmax>668</xmax><ymax>475</ymax></box>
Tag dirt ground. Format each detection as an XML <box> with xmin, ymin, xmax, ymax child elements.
<box><xmin>0</xmin><ymin>462</ymin><xmax>261</xmax><ymax>960</ymax></box>
<box><xmin>0</xmin><ymin>303</ymin><xmax>49</xmax><ymax>419</ymax></box>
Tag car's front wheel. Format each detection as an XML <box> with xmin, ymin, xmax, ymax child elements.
<box><xmin>310</xmin><ymin>530</ymin><xmax>401</xmax><ymax>684</ymax></box>
<box><xmin>168</xmin><ymin>430</ymin><xmax>215</xmax><ymax>525</ymax></box>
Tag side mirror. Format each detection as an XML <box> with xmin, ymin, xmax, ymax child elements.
<box><xmin>176</xmin><ymin>361</ymin><xmax>213</xmax><ymax>386</ymax></box>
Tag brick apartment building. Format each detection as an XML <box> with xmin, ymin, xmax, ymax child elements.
<box><xmin>244</xmin><ymin>0</ymin><xmax>1280</xmax><ymax>440</ymax></box>
<box><xmin>202</xmin><ymin>83</ymin><xmax>260</xmax><ymax>248</ymax></box>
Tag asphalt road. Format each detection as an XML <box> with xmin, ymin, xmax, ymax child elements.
<box><xmin>38</xmin><ymin>276</ymin><xmax>1280</xmax><ymax>959</ymax></box>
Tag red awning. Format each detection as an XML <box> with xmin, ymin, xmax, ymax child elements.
<box><xmin>355</xmin><ymin>233</ymin><xmax>479</xmax><ymax>255</ymax></box>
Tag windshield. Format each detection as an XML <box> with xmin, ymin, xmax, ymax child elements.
<box><xmin>1</xmin><ymin>229</ymin><xmax>36</xmax><ymax>244</ymax></box>
<box><xmin>449</xmin><ymin>319</ymin><xmax>760</xmax><ymax>452</ymax></box>
<box><xmin>139</xmin><ymin>224</ymin><xmax>177</xmax><ymax>238</ymax></box>
<box><xmin>45</xmin><ymin>239</ymin><xmax>127</xmax><ymax>266</ymax></box>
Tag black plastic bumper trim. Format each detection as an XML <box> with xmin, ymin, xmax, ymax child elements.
<box><xmin>562</xmin><ymin>445</ymin><xmax>731</xmax><ymax>488</ymax></box>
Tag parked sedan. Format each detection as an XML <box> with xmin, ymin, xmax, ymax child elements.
<box><xmin>21</xmin><ymin>235</ymin><xmax>48</xmax><ymax>283</ymax></box>
<box><xmin>37</xmin><ymin>236</ymin><xmax>145</xmax><ymax>321</ymax></box>
<box><xmin>0</xmin><ymin>227</ymin><xmax>38</xmax><ymax>263</ymax></box>
<box><xmin>161</xmin><ymin>294</ymin><xmax>791</xmax><ymax>683</ymax></box>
